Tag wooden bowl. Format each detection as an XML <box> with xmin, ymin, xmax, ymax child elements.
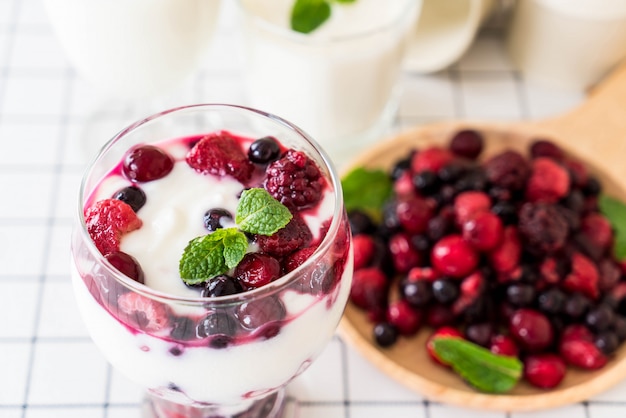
<box><xmin>338</xmin><ymin>64</ymin><xmax>626</xmax><ymax>411</ymax></box>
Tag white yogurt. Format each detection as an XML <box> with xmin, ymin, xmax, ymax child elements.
<box><xmin>238</xmin><ymin>0</ymin><xmax>419</xmax><ymax>162</ymax></box>
<box><xmin>43</xmin><ymin>0</ymin><xmax>221</xmax><ymax>99</ymax></box>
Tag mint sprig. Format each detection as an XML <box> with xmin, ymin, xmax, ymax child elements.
<box><xmin>290</xmin><ymin>0</ymin><xmax>357</xmax><ymax>34</ymax></box>
<box><xmin>179</xmin><ymin>188</ymin><xmax>292</xmax><ymax>285</ymax></box>
<box><xmin>432</xmin><ymin>337</ymin><xmax>522</xmax><ymax>394</ymax></box>
<box><xmin>599</xmin><ymin>194</ymin><xmax>626</xmax><ymax>260</ymax></box>
<box><xmin>341</xmin><ymin>167</ymin><xmax>392</xmax><ymax>219</ymax></box>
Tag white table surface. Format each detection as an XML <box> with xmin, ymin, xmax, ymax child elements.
<box><xmin>2</xmin><ymin>0</ymin><xmax>626</xmax><ymax>417</ymax></box>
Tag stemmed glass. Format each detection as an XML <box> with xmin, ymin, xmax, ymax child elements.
<box><xmin>70</xmin><ymin>104</ymin><xmax>353</xmax><ymax>417</ymax></box>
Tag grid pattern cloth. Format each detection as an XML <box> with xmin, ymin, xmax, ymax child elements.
<box><xmin>1</xmin><ymin>0</ymin><xmax>624</xmax><ymax>417</ymax></box>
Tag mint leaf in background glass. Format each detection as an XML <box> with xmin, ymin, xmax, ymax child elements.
<box><xmin>342</xmin><ymin>167</ymin><xmax>392</xmax><ymax>218</ymax></box>
<box><xmin>599</xmin><ymin>194</ymin><xmax>626</xmax><ymax>260</ymax></box>
<box><xmin>236</xmin><ymin>188</ymin><xmax>293</xmax><ymax>236</ymax></box>
<box><xmin>432</xmin><ymin>337</ymin><xmax>522</xmax><ymax>393</ymax></box>
<box><xmin>291</xmin><ymin>0</ymin><xmax>331</xmax><ymax>34</ymax></box>
<box><xmin>179</xmin><ymin>228</ymin><xmax>247</xmax><ymax>285</ymax></box>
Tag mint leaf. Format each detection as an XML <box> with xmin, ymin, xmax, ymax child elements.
<box><xmin>179</xmin><ymin>228</ymin><xmax>247</xmax><ymax>285</ymax></box>
<box><xmin>432</xmin><ymin>337</ymin><xmax>522</xmax><ymax>393</ymax></box>
<box><xmin>236</xmin><ymin>188</ymin><xmax>292</xmax><ymax>236</ymax></box>
<box><xmin>291</xmin><ymin>0</ymin><xmax>331</xmax><ymax>34</ymax></box>
<box><xmin>599</xmin><ymin>194</ymin><xmax>626</xmax><ymax>260</ymax></box>
<box><xmin>341</xmin><ymin>167</ymin><xmax>392</xmax><ymax>217</ymax></box>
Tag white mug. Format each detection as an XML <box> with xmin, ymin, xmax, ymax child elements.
<box><xmin>403</xmin><ymin>0</ymin><xmax>495</xmax><ymax>73</ymax></box>
<box><xmin>507</xmin><ymin>0</ymin><xmax>626</xmax><ymax>91</ymax></box>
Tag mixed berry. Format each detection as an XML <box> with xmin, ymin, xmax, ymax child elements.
<box><xmin>347</xmin><ymin>129</ymin><xmax>626</xmax><ymax>390</ymax></box>
<box><xmin>82</xmin><ymin>131</ymin><xmax>350</xmax><ymax>349</ymax></box>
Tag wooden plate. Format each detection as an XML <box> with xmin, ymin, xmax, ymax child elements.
<box><xmin>338</xmin><ymin>64</ymin><xmax>626</xmax><ymax>411</ymax></box>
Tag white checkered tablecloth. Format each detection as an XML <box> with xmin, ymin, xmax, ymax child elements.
<box><xmin>2</xmin><ymin>0</ymin><xmax>625</xmax><ymax>417</ymax></box>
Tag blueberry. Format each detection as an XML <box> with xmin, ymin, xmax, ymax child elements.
<box><xmin>538</xmin><ymin>288</ymin><xmax>566</xmax><ymax>314</ymax></box>
<box><xmin>613</xmin><ymin>315</ymin><xmax>626</xmax><ymax>341</ymax></box>
<box><xmin>391</xmin><ymin>155</ymin><xmax>413</xmax><ymax>181</ymax></box>
<box><xmin>595</xmin><ymin>331</ymin><xmax>619</xmax><ymax>355</ymax></box>
<box><xmin>491</xmin><ymin>201</ymin><xmax>518</xmax><ymax>225</ymax></box>
<box><xmin>410</xmin><ymin>234</ymin><xmax>430</xmax><ymax>252</ymax></box>
<box><xmin>431</xmin><ymin>279</ymin><xmax>458</xmax><ymax>304</ymax></box>
<box><xmin>583</xmin><ymin>176</ymin><xmax>602</xmax><ymax>196</ymax></box>
<box><xmin>373</xmin><ymin>322</ymin><xmax>398</xmax><ymax>347</ymax></box>
<box><xmin>198</xmin><ymin>310</ymin><xmax>238</xmax><ymax>348</ymax></box>
<box><xmin>465</xmin><ymin>322</ymin><xmax>493</xmax><ymax>347</ymax></box>
<box><xmin>506</xmin><ymin>283</ymin><xmax>535</xmax><ymax>307</ymax></box>
<box><xmin>412</xmin><ymin>171</ymin><xmax>439</xmax><ymax>195</ymax></box>
<box><xmin>170</xmin><ymin>317</ymin><xmax>201</xmax><ymax>341</ymax></box>
<box><xmin>438</xmin><ymin>163</ymin><xmax>465</xmax><ymax>184</ymax></box>
<box><xmin>562</xmin><ymin>189</ymin><xmax>585</xmax><ymax>213</ymax></box>
<box><xmin>203</xmin><ymin>208</ymin><xmax>233</xmax><ymax>232</ymax></box>
<box><xmin>201</xmin><ymin>275</ymin><xmax>244</xmax><ymax>298</ymax></box>
<box><xmin>586</xmin><ymin>304</ymin><xmax>615</xmax><ymax>332</ymax></box>
<box><xmin>400</xmin><ymin>280</ymin><xmax>432</xmax><ymax>307</ymax></box>
<box><xmin>113</xmin><ymin>186</ymin><xmax>146</xmax><ymax>212</ymax></box>
<box><xmin>564</xmin><ymin>293</ymin><xmax>591</xmax><ymax>319</ymax></box>
<box><xmin>248</xmin><ymin>136</ymin><xmax>281</xmax><ymax>164</ymax></box>
<box><xmin>348</xmin><ymin>210</ymin><xmax>375</xmax><ymax>235</ymax></box>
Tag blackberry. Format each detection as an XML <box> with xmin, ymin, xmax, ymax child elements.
<box><xmin>113</xmin><ymin>186</ymin><xmax>146</xmax><ymax>212</ymax></box>
<box><xmin>518</xmin><ymin>202</ymin><xmax>569</xmax><ymax>253</ymax></box>
<box><xmin>484</xmin><ymin>150</ymin><xmax>530</xmax><ymax>191</ymax></box>
<box><xmin>264</xmin><ymin>150</ymin><xmax>324</xmax><ymax>211</ymax></box>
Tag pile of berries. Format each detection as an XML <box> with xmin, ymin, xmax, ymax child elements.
<box><xmin>348</xmin><ymin>129</ymin><xmax>626</xmax><ymax>389</ymax></box>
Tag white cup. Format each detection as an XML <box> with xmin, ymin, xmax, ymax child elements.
<box><xmin>403</xmin><ymin>0</ymin><xmax>495</xmax><ymax>73</ymax></box>
<box><xmin>507</xmin><ymin>0</ymin><xmax>626</xmax><ymax>91</ymax></box>
<box><xmin>236</xmin><ymin>0</ymin><xmax>420</xmax><ymax>165</ymax></box>
<box><xmin>44</xmin><ymin>0</ymin><xmax>222</xmax><ymax>100</ymax></box>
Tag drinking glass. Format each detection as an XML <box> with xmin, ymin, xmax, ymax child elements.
<box><xmin>70</xmin><ymin>104</ymin><xmax>353</xmax><ymax>417</ymax></box>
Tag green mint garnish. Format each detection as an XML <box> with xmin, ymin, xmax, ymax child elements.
<box><xmin>599</xmin><ymin>194</ymin><xmax>626</xmax><ymax>260</ymax></box>
<box><xmin>179</xmin><ymin>228</ymin><xmax>248</xmax><ymax>285</ymax></box>
<box><xmin>341</xmin><ymin>167</ymin><xmax>392</xmax><ymax>218</ymax></box>
<box><xmin>291</xmin><ymin>0</ymin><xmax>357</xmax><ymax>34</ymax></box>
<box><xmin>236</xmin><ymin>188</ymin><xmax>293</xmax><ymax>235</ymax></box>
<box><xmin>179</xmin><ymin>188</ymin><xmax>292</xmax><ymax>285</ymax></box>
<box><xmin>432</xmin><ymin>337</ymin><xmax>523</xmax><ymax>394</ymax></box>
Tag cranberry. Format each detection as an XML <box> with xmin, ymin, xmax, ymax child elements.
<box><xmin>524</xmin><ymin>354</ymin><xmax>566</xmax><ymax>389</ymax></box>
<box><xmin>395</xmin><ymin>196</ymin><xmax>434</xmax><ymax>234</ymax></box>
<box><xmin>529</xmin><ymin>139</ymin><xmax>565</xmax><ymax>161</ymax></box>
<box><xmin>203</xmin><ymin>208</ymin><xmax>233</xmax><ymax>232</ymax></box>
<box><xmin>426</xmin><ymin>304</ymin><xmax>456</xmax><ymax>327</ymax></box>
<box><xmin>411</xmin><ymin>146</ymin><xmax>455</xmax><ymax>174</ymax></box>
<box><xmin>465</xmin><ymin>322</ymin><xmax>493</xmax><ymax>347</ymax></box>
<box><xmin>123</xmin><ymin>145</ymin><xmax>174</xmax><ymax>182</ymax></box>
<box><xmin>350</xmin><ymin>267</ymin><xmax>388</xmax><ymax>311</ymax></box>
<box><xmin>488</xmin><ymin>226</ymin><xmax>521</xmax><ymax>274</ymax></box>
<box><xmin>431</xmin><ymin>235</ymin><xmax>479</xmax><ymax>278</ymax></box>
<box><xmin>449</xmin><ymin>129</ymin><xmax>484</xmax><ymax>159</ymax></box>
<box><xmin>235</xmin><ymin>296</ymin><xmax>286</xmax><ymax>331</ymax></box>
<box><xmin>525</xmin><ymin>157</ymin><xmax>570</xmax><ymax>203</ymax></box>
<box><xmin>509</xmin><ymin>309</ymin><xmax>553</xmax><ymax>352</ymax></box>
<box><xmin>462</xmin><ymin>211</ymin><xmax>504</xmax><ymax>252</ymax></box>
<box><xmin>112</xmin><ymin>186</ymin><xmax>146</xmax><ymax>213</ymax></box>
<box><xmin>426</xmin><ymin>326</ymin><xmax>463</xmax><ymax>365</ymax></box>
<box><xmin>248</xmin><ymin>136</ymin><xmax>281</xmax><ymax>164</ymax></box>
<box><xmin>105</xmin><ymin>251</ymin><xmax>144</xmax><ymax>284</ymax></box>
<box><xmin>560</xmin><ymin>339</ymin><xmax>608</xmax><ymax>369</ymax></box>
<box><xmin>386</xmin><ymin>299</ymin><xmax>422</xmax><ymax>335</ymax></box>
<box><xmin>489</xmin><ymin>334</ymin><xmax>519</xmax><ymax>357</ymax></box>
<box><xmin>234</xmin><ymin>253</ymin><xmax>281</xmax><ymax>289</ymax></box>
<box><xmin>389</xmin><ymin>233</ymin><xmax>421</xmax><ymax>273</ymax></box>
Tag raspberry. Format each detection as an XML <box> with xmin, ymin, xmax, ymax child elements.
<box><xmin>411</xmin><ymin>146</ymin><xmax>455</xmax><ymax>174</ymax></box>
<box><xmin>462</xmin><ymin>211</ymin><xmax>504</xmax><ymax>252</ymax></box>
<box><xmin>386</xmin><ymin>299</ymin><xmax>422</xmax><ymax>335</ymax></box>
<box><xmin>509</xmin><ymin>309</ymin><xmax>554</xmax><ymax>352</ymax></box>
<box><xmin>489</xmin><ymin>334</ymin><xmax>519</xmax><ymax>357</ymax></box>
<box><xmin>186</xmin><ymin>132</ymin><xmax>254</xmax><ymax>183</ymax></box>
<box><xmin>525</xmin><ymin>157</ymin><xmax>570</xmax><ymax>203</ymax></box>
<box><xmin>396</xmin><ymin>195</ymin><xmax>434</xmax><ymax>234</ymax></box>
<box><xmin>426</xmin><ymin>326</ymin><xmax>463</xmax><ymax>365</ymax></box>
<box><xmin>452</xmin><ymin>271</ymin><xmax>485</xmax><ymax>315</ymax></box>
<box><xmin>85</xmin><ymin>199</ymin><xmax>143</xmax><ymax>255</ymax></box>
<box><xmin>257</xmin><ymin>214</ymin><xmax>313</xmax><ymax>257</ymax></box>
<box><xmin>598</xmin><ymin>258</ymin><xmax>621</xmax><ymax>292</ymax></box>
<box><xmin>234</xmin><ymin>253</ymin><xmax>281</xmax><ymax>289</ymax></box>
<box><xmin>529</xmin><ymin>140</ymin><xmax>565</xmax><ymax>161</ymax></box>
<box><xmin>393</xmin><ymin>170</ymin><xmax>415</xmax><ymax>198</ymax></box>
<box><xmin>581</xmin><ymin>213</ymin><xmax>613</xmax><ymax>251</ymax></box>
<box><xmin>524</xmin><ymin>354</ymin><xmax>566</xmax><ymax>389</ymax></box>
<box><xmin>352</xmin><ymin>234</ymin><xmax>376</xmax><ymax>270</ymax></box>
<box><xmin>431</xmin><ymin>234</ymin><xmax>479</xmax><ymax>278</ymax></box>
<box><xmin>283</xmin><ymin>247</ymin><xmax>317</xmax><ymax>273</ymax></box>
<box><xmin>560</xmin><ymin>339</ymin><xmax>608</xmax><ymax>370</ymax></box>
<box><xmin>349</xmin><ymin>267</ymin><xmax>387</xmax><ymax>311</ymax></box>
<box><xmin>389</xmin><ymin>232</ymin><xmax>421</xmax><ymax>273</ymax></box>
<box><xmin>518</xmin><ymin>202</ymin><xmax>569</xmax><ymax>253</ymax></box>
<box><xmin>264</xmin><ymin>150</ymin><xmax>325</xmax><ymax>211</ymax></box>
<box><xmin>117</xmin><ymin>292</ymin><xmax>169</xmax><ymax>332</ymax></box>
<box><xmin>484</xmin><ymin>150</ymin><xmax>530</xmax><ymax>191</ymax></box>
<box><xmin>407</xmin><ymin>266</ymin><xmax>440</xmax><ymax>282</ymax></box>
<box><xmin>449</xmin><ymin>129</ymin><xmax>484</xmax><ymax>159</ymax></box>
<box><xmin>562</xmin><ymin>252</ymin><xmax>599</xmax><ymax>300</ymax></box>
<box><xmin>488</xmin><ymin>226</ymin><xmax>521</xmax><ymax>273</ymax></box>
<box><xmin>454</xmin><ymin>191</ymin><xmax>491</xmax><ymax>226</ymax></box>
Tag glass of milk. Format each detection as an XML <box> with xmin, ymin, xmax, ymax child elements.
<box><xmin>43</xmin><ymin>0</ymin><xmax>222</xmax><ymax>100</ymax></box>
<box><xmin>236</xmin><ymin>0</ymin><xmax>421</xmax><ymax>166</ymax></box>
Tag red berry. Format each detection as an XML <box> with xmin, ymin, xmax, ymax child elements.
<box><xmin>598</xmin><ymin>258</ymin><xmax>621</xmax><ymax>292</ymax></box>
<box><xmin>352</xmin><ymin>234</ymin><xmax>376</xmax><ymax>270</ymax></box>
<box><xmin>117</xmin><ymin>292</ymin><xmax>169</xmax><ymax>332</ymax></box>
<box><xmin>581</xmin><ymin>213</ymin><xmax>613</xmax><ymax>251</ymax></box>
<box><xmin>122</xmin><ymin>145</ymin><xmax>174</xmax><ymax>183</ymax></box>
<box><xmin>562</xmin><ymin>252</ymin><xmax>599</xmax><ymax>300</ymax></box>
<box><xmin>525</xmin><ymin>157</ymin><xmax>570</xmax><ymax>203</ymax></box>
<box><xmin>488</xmin><ymin>226</ymin><xmax>521</xmax><ymax>273</ymax></box>
<box><xmin>426</xmin><ymin>304</ymin><xmax>456</xmax><ymax>327</ymax></box>
<box><xmin>462</xmin><ymin>211</ymin><xmax>504</xmax><ymax>252</ymax></box>
<box><xmin>186</xmin><ymin>132</ymin><xmax>254</xmax><ymax>183</ymax></box>
<box><xmin>452</xmin><ymin>271</ymin><xmax>485</xmax><ymax>315</ymax></box>
<box><xmin>257</xmin><ymin>214</ymin><xmax>313</xmax><ymax>257</ymax></box>
<box><xmin>396</xmin><ymin>196</ymin><xmax>434</xmax><ymax>234</ymax></box>
<box><xmin>84</xmin><ymin>199</ymin><xmax>143</xmax><ymax>255</ymax></box>
<box><xmin>560</xmin><ymin>339</ymin><xmax>608</xmax><ymax>370</ymax></box>
<box><xmin>349</xmin><ymin>267</ymin><xmax>387</xmax><ymax>311</ymax></box>
<box><xmin>529</xmin><ymin>140</ymin><xmax>565</xmax><ymax>161</ymax></box>
<box><xmin>454</xmin><ymin>191</ymin><xmax>490</xmax><ymax>227</ymax></box>
<box><xmin>104</xmin><ymin>251</ymin><xmax>144</xmax><ymax>284</ymax></box>
<box><xmin>489</xmin><ymin>334</ymin><xmax>519</xmax><ymax>357</ymax></box>
<box><xmin>426</xmin><ymin>326</ymin><xmax>463</xmax><ymax>365</ymax></box>
<box><xmin>283</xmin><ymin>247</ymin><xmax>317</xmax><ymax>273</ymax></box>
<box><xmin>449</xmin><ymin>129</ymin><xmax>484</xmax><ymax>160</ymax></box>
<box><xmin>234</xmin><ymin>253</ymin><xmax>281</xmax><ymax>289</ymax></box>
<box><xmin>484</xmin><ymin>150</ymin><xmax>530</xmax><ymax>191</ymax></box>
<box><xmin>393</xmin><ymin>171</ymin><xmax>415</xmax><ymax>198</ymax></box>
<box><xmin>509</xmin><ymin>308</ymin><xmax>553</xmax><ymax>352</ymax></box>
<box><xmin>407</xmin><ymin>266</ymin><xmax>440</xmax><ymax>282</ymax></box>
<box><xmin>561</xmin><ymin>324</ymin><xmax>594</xmax><ymax>344</ymax></box>
<box><xmin>565</xmin><ymin>159</ymin><xmax>588</xmax><ymax>188</ymax></box>
<box><xmin>524</xmin><ymin>354</ymin><xmax>566</xmax><ymax>389</ymax></box>
<box><xmin>386</xmin><ymin>299</ymin><xmax>422</xmax><ymax>335</ymax></box>
<box><xmin>389</xmin><ymin>232</ymin><xmax>421</xmax><ymax>273</ymax></box>
<box><xmin>431</xmin><ymin>234</ymin><xmax>479</xmax><ymax>278</ymax></box>
<box><xmin>411</xmin><ymin>147</ymin><xmax>455</xmax><ymax>174</ymax></box>
<box><xmin>264</xmin><ymin>150</ymin><xmax>325</xmax><ymax>211</ymax></box>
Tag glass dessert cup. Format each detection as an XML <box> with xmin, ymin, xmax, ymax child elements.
<box><xmin>70</xmin><ymin>104</ymin><xmax>354</xmax><ymax>418</ymax></box>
